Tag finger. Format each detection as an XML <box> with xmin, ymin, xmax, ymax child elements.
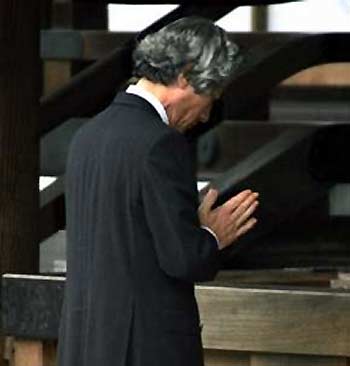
<box><xmin>199</xmin><ymin>188</ymin><xmax>218</xmax><ymax>214</ymax></box>
<box><xmin>235</xmin><ymin>217</ymin><xmax>257</xmax><ymax>238</ymax></box>
<box><xmin>222</xmin><ymin>189</ymin><xmax>252</xmax><ymax>211</ymax></box>
<box><xmin>232</xmin><ymin>192</ymin><xmax>259</xmax><ymax>220</ymax></box>
<box><xmin>236</xmin><ymin>201</ymin><xmax>259</xmax><ymax>227</ymax></box>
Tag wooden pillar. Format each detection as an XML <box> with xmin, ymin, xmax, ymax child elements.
<box><xmin>0</xmin><ymin>1</ymin><xmax>40</xmax><ymax>276</ymax></box>
<box><xmin>251</xmin><ymin>5</ymin><xmax>268</xmax><ymax>32</ymax></box>
<box><xmin>250</xmin><ymin>6</ymin><xmax>270</xmax><ymax>121</ymax></box>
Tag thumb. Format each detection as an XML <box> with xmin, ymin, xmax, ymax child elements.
<box><xmin>199</xmin><ymin>189</ymin><xmax>218</xmax><ymax>214</ymax></box>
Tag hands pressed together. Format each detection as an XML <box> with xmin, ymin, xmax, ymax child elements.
<box><xmin>198</xmin><ymin>189</ymin><xmax>259</xmax><ymax>250</ymax></box>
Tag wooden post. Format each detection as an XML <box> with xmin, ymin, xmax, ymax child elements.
<box><xmin>250</xmin><ymin>5</ymin><xmax>269</xmax><ymax>121</ymax></box>
<box><xmin>0</xmin><ymin>1</ymin><xmax>40</xmax><ymax>364</ymax></box>
<box><xmin>0</xmin><ymin>2</ymin><xmax>40</xmax><ymax>273</ymax></box>
<box><xmin>251</xmin><ymin>5</ymin><xmax>268</xmax><ymax>32</ymax></box>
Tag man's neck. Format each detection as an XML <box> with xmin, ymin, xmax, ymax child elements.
<box><xmin>136</xmin><ymin>78</ymin><xmax>172</xmax><ymax>109</ymax></box>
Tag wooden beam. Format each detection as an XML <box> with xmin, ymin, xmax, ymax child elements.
<box><xmin>3</xmin><ymin>274</ymin><xmax>350</xmax><ymax>360</ymax></box>
<box><xmin>205</xmin><ymin>125</ymin><xmax>329</xmax><ymax>217</ymax></box>
<box><xmin>196</xmin><ymin>121</ymin><xmax>350</xmax><ymax>269</ymax></box>
<box><xmin>40</xmin><ymin>178</ymin><xmax>66</xmax><ymax>242</ymax></box>
<box><xmin>0</xmin><ymin>1</ymin><xmax>40</xmax><ymax>275</ymax></box>
<box><xmin>37</xmin><ymin>31</ymin><xmax>300</xmax><ymax>61</ymax></box>
<box><xmin>196</xmin><ymin>285</ymin><xmax>350</xmax><ymax>357</ymax></box>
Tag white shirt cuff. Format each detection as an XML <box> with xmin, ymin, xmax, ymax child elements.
<box><xmin>201</xmin><ymin>226</ymin><xmax>220</xmax><ymax>248</ymax></box>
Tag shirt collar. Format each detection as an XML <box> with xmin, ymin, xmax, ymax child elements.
<box><xmin>126</xmin><ymin>84</ymin><xmax>169</xmax><ymax>125</ymax></box>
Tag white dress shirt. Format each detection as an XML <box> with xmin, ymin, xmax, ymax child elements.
<box><xmin>126</xmin><ymin>84</ymin><xmax>220</xmax><ymax>248</ymax></box>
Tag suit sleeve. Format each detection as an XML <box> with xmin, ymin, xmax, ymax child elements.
<box><xmin>141</xmin><ymin>130</ymin><xmax>220</xmax><ymax>283</ymax></box>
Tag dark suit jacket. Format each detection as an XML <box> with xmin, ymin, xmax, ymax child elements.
<box><xmin>57</xmin><ymin>92</ymin><xmax>220</xmax><ymax>366</ymax></box>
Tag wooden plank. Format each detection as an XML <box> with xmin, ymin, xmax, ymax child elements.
<box><xmin>3</xmin><ymin>273</ymin><xmax>350</xmax><ymax>362</ymax></box>
<box><xmin>39</xmin><ymin>195</ymin><xmax>65</xmax><ymax>243</ymax></box>
<box><xmin>204</xmin><ymin>349</ymin><xmax>250</xmax><ymax>366</ymax></box>
<box><xmin>251</xmin><ymin>353</ymin><xmax>348</xmax><ymax>366</ymax></box>
<box><xmin>196</xmin><ymin>285</ymin><xmax>350</xmax><ymax>357</ymax></box>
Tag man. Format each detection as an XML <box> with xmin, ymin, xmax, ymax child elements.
<box><xmin>58</xmin><ymin>17</ymin><xmax>258</xmax><ymax>366</ymax></box>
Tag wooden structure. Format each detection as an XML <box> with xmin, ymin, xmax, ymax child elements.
<box><xmin>1</xmin><ymin>0</ymin><xmax>350</xmax><ymax>365</ymax></box>
<box><xmin>2</xmin><ymin>273</ymin><xmax>350</xmax><ymax>366</ymax></box>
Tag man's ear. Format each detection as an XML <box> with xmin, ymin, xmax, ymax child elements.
<box><xmin>177</xmin><ymin>73</ymin><xmax>189</xmax><ymax>89</ymax></box>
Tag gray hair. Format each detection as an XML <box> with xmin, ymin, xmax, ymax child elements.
<box><xmin>132</xmin><ymin>17</ymin><xmax>242</xmax><ymax>97</ymax></box>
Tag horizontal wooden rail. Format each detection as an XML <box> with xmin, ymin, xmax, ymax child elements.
<box><xmin>2</xmin><ymin>273</ymin><xmax>350</xmax><ymax>357</ymax></box>
<box><xmin>39</xmin><ymin>31</ymin><xmax>298</xmax><ymax>61</ymax></box>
